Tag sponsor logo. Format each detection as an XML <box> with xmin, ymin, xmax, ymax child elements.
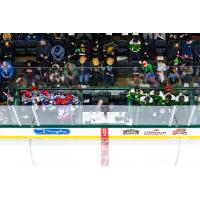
<box><xmin>172</xmin><ymin>128</ymin><xmax>187</xmax><ymax>135</ymax></box>
<box><xmin>144</xmin><ymin>129</ymin><xmax>167</xmax><ymax>135</ymax></box>
<box><xmin>34</xmin><ymin>128</ymin><xmax>70</xmax><ymax>135</ymax></box>
<box><xmin>123</xmin><ymin>129</ymin><xmax>140</xmax><ymax>135</ymax></box>
<box><xmin>101</xmin><ymin>128</ymin><xmax>109</xmax><ymax>139</ymax></box>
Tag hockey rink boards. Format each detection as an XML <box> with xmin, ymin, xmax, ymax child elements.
<box><xmin>0</xmin><ymin>127</ymin><xmax>199</xmax><ymax>139</ymax></box>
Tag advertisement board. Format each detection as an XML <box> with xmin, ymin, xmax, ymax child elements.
<box><xmin>0</xmin><ymin>127</ymin><xmax>199</xmax><ymax>138</ymax></box>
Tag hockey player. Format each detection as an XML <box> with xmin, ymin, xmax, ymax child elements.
<box><xmin>150</xmin><ymin>89</ymin><xmax>164</xmax><ymax>105</ymax></box>
<box><xmin>21</xmin><ymin>90</ymin><xmax>33</xmax><ymax>105</ymax></box>
<box><xmin>139</xmin><ymin>94</ymin><xmax>154</xmax><ymax>106</ymax></box>
<box><xmin>54</xmin><ymin>96</ymin><xmax>62</xmax><ymax>105</ymax></box>
<box><xmin>66</xmin><ymin>94</ymin><xmax>79</xmax><ymax>105</ymax></box>
<box><xmin>175</xmin><ymin>93</ymin><xmax>189</xmax><ymax>105</ymax></box>
<box><xmin>39</xmin><ymin>89</ymin><xmax>54</xmax><ymax>105</ymax></box>
<box><xmin>127</xmin><ymin>87</ymin><xmax>144</xmax><ymax>105</ymax></box>
<box><xmin>159</xmin><ymin>93</ymin><xmax>176</xmax><ymax>106</ymax></box>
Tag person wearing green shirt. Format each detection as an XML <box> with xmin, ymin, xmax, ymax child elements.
<box><xmin>127</xmin><ymin>88</ymin><xmax>144</xmax><ymax>105</ymax></box>
<box><xmin>129</xmin><ymin>36</ymin><xmax>142</xmax><ymax>60</ymax></box>
<box><xmin>141</xmin><ymin>60</ymin><xmax>153</xmax><ymax>74</ymax></box>
<box><xmin>150</xmin><ymin>90</ymin><xmax>164</xmax><ymax>105</ymax></box>
<box><xmin>158</xmin><ymin>93</ymin><xmax>176</xmax><ymax>106</ymax></box>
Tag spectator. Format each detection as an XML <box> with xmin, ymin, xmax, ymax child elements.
<box><xmin>168</xmin><ymin>42</ymin><xmax>181</xmax><ymax>61</ymax></box>
<box><xmin>129</xmin><ymin>36</ymin><xmax>142</xmax><ymax>60</ymax></box>
<box><xmin>51</xmin><ymin>45</ymin><xmax>65</xmax><ymax>62</ymax></box>
<box><xmin>25</xmin><ymin>33</ymin><xmax>40</xmax><ymax>40</ymax></box>
<box><xmin>49</xmin><ymin>62</ymin><xmax>65</xmax><ymax>87</ymax></box>
<box><xmin>36</xmin><ymin>39</ymin><xmax>51</xmax><ymax>61</ymax></box>
<box><xmin>52</xmin><ymin>33</ymin><xmax>65</xmax><ymax>41</ymax></box>
<box><xmin>146</xmin><ymin>72</ymin><xmax>157</xmax><ymax>85</ymax></box>
<box><xmin>75</xmin><ymin>42</ymin><xmax>89</xmax><ymax>58</ymax></box>
<box><xmin>141</xmin><ymin>39</ymin><xmax>154</xmax><ymax>60</ymax></box>
<box><xmin>66</xmin><ymin>40</ymin><xmax>76</xmax><ymax>61</ymax></box>
<box><xmin>64</xmin><ymin>62</ymin><xmax>78</xmax><ymax>86</ymax></box>
<box><xmin>2</xmin><ymin>33</ymin><xmax>13</xmax><ymax>41</ymax></box>
<box><xmin>157</xmin><ymin>61</ymin><xmax>167</xmax><ymax>84</ymax></box>
<box><xmin>2</xmin><ymin>41</ymin><xmax>15</xmax><ymax>61</ymax></box>
<box><xmin>103</xmin><ymin>41</ymin><xmax>118</xmax><ymax>59</ymax></box>
<box><xmin>0</xmin><ymin>61</ymin><xmax>14</xmax><ymax>82</ymax></box>
<box><xmin>24</xmin><ymin>60</ymin><xmax>41</xmax><ymax>87</ymax></box>
<box><xmin>90</xmin><ymin>57</ymin><xmax>102</xmax><ymax>86</ymax></box>
<box><xmin>168</xmin><ymin>67</ymin><xmax>180</xmax><ymax>84</ymax></box>
<box><xmin>91</xmin><ymin>39</ymin><xmax>102</xmax><ymax>58</ymax></box>
<box><xmin>181</xmin><ymin>39</ymin><xmax>194</xmax><ymax>60</ymax></box>
<box><xmin>141</xmin><ymin>60</ymin><xmax>153</xmax><ymax>74</ymax></box>
<box><xmin>76</xmin><ymin>55</ymin><xmax>90</xmax><ymax>85</ymax></box>
<box><xmin>104</xmin><ymin>57</ymin><xmax>115</xmax><ymax>87</ymax></box>
<box><xmin>180</xmin><ymin>63</ymin><xmax>194</xmax><ymax>85</ymax></box>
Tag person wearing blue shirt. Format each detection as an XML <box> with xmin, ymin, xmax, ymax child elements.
<box><xmin>181</xmin><ymin>39</ymin><xmax>194</xmax><ymax>60</ymax></box>
<box><xmin>0</xmin><ymin>61</ymin><xmax>14</xmax><ymax>81</ymax></box>
<box><xmin>51</xmin><ymin>45</ymin><xmax>65</xmax><ymax>62</ymax></box>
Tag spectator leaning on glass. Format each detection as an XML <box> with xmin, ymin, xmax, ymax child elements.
<box><xmin>90</xmin><ymin>57</ymin><xmax>102</xmax><ymax>86</ymax></box>
<box><xmin>49</xmin><ymin>62</ymin><xmax>65</xmax><ymax>87</ymax></box>
<box><xmin>0</xmin><ymin>61</ymin><xmax>14</xmax><ymax>82</ymax></box>
<box><xmin>157</xmin><ymin>61</ymin><xmax>167</xmax><ymax>84</ymax></box>
<box><xmin>76</xmin><ymin>55</ymin><xmax>90</xmax><ymax>85</ymax></box>
<box><xmin>104</xmin><ymin>57</ymin><xmax>115</xmax><ymax>87</ymax></box>
<box><xmin>180</xmin><ymin>62</ymin><xmax>194</xmax><ymax>85</ymax></box>
<box><xmin>64</xmin><ymin>61</ymin><xmax>78</xmax><ymax>87</ymax></box>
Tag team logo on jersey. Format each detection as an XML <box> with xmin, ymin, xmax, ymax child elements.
<box><xmin>172</xmin><ymin>128</ymin><xmax>187</xmax><ymax>135</ymax></box>
<box><xmin>34</xmin><ymin>128</ymin><xmax>70</xmax><ymax>135</ymax></box>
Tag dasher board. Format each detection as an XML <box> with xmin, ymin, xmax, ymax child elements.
<box><xmin>0</xmin><ymin>127</ymin><xmax>199</xmax><ymax>139</ymax></box>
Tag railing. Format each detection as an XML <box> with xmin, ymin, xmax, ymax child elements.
<box><xmin>1</xmin><ymin>105</ymin><xmax>200</xmax><ymax>127</ymax></box>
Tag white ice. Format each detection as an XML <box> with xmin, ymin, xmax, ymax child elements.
<box><xmin>0</xmin><ymin>139</ymin><xmax>200</xmax><ymax>167</ymax></box>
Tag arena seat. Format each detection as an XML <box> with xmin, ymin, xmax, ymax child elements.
<box><xmin>13</xmin><ymin>60</ymin><xmax>26</xmax><ymax>68</ymax></box>
<box><xmin>155</xmin><ymin>48</ymin><xmax>167</xmax><ymax>56</ymax></box>
<box><xmin>26</xmin><ymin>40</ymin><xmax>38</xmax><ymax>48</ymax></box>
<box><xmin>26</xmin><ymin>48</ymin><xmax>36</xmax><ymax>55</ymax></box>
<box><xmin>154</xmin><ymin>40</ymin><xmax>167</xmax><ymax>48</ymax></box>
<box><xmin>116</xmin><ymin>40</ymin><xmax>129</xmax><ymax>48</ymax></box>
<box><xmin>14</xmin><ymin>40</ymin><xmax>27</xmax><ymax>48</ymax></box>
<box><xmin>15</xmin><ymin>48</ymin><xmax>27</xmax><ymax>56</ymax></box>
<box><xmin>117</xmin><ymin>48</ymin><xmax>128</xmax><ymax>56</ymax></box>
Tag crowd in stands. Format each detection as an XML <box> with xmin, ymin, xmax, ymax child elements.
<box><xmin>0</xmin><ymin>33</ymin><xmax>200</xmax><ymax>105</ymax></box>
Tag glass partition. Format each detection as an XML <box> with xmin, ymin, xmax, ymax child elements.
<box><xmin>0</xmin><ymin>105</ymin><xmax>198</xmax><ymax>127</ymax></box>
<box><xmin>10</xmin><ymin>66</ymin><xmax>200</xmax><ymax>90</ymax></box>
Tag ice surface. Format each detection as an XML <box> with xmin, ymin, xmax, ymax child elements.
<box><xmin>0</xmin><ymin>139</ymin><xmax>200</xmax><ymax>167</ymax></box>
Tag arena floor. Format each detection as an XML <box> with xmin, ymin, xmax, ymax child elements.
<box><xmin>0</xmin><ymin>139</ymin><xmax>200</xmax><ymax>167</ymax></box>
